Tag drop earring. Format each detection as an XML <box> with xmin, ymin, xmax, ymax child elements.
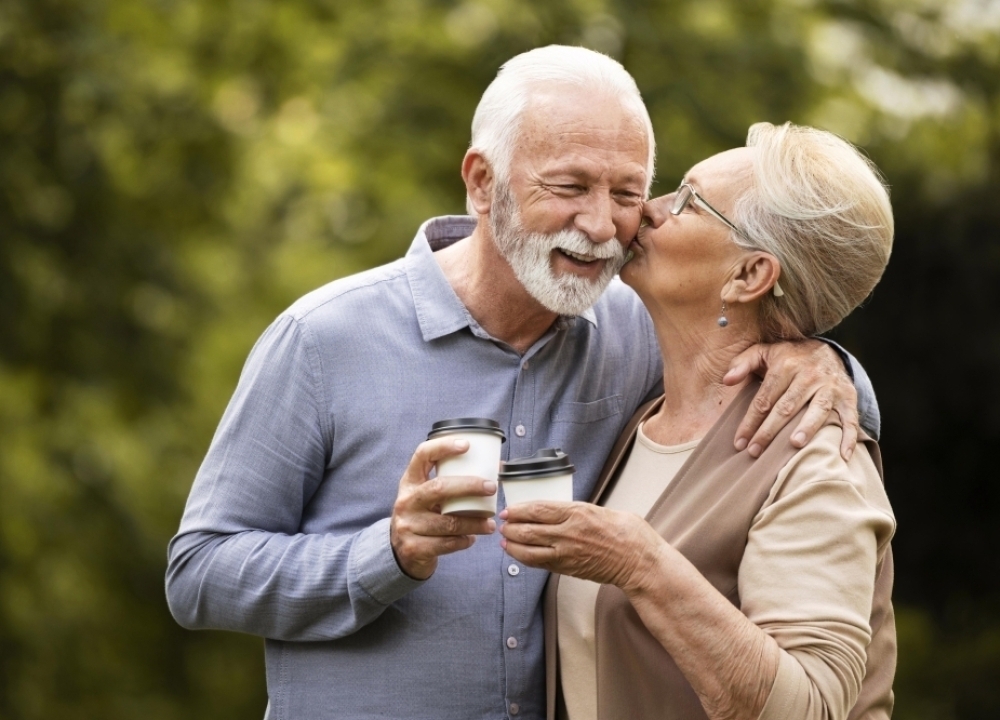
<box><xmin>717</xmin><ymin>301</ymin><xmax>729</xmax><ymax>328</ymax></box>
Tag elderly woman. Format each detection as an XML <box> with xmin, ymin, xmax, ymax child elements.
<box><xmin>500</xmin><ymin>122</ymin><xmax>896</xmax><ymax>720</ymax></box>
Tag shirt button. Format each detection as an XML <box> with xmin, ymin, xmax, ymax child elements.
<box><xmin>515</xmin><ymin>424</ymin><xmax>526</xmax><ymax>437</ymax></box>
<box><xmin>521</xmin><ymin>361</ymin><xmax>529</xmax><ymax>370</ymax></box>
<box><xmin>507</xmin><ymin>564</ymin><xmax>520</xmax><ymax>576</ymax></box>
<box><xmin>510</xmin><ymin>703</ymin><xmax>520</xmax><ymax>715</ymax></box>
<box><xmin>506</xmin><ymin>636</ymin><xmax>518</xmax><ymax>649</ymax></box>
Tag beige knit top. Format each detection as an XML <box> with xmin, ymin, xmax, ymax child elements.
<box><xmin>556</xmin><ymin>422</ymin><xmax>896</xmax><ymax>720</ymax></box>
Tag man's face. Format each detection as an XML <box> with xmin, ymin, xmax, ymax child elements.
<box><xmin>490</xmin><ymin>88</ymin><xmax>650</xmax><ymax>315</ymax></box>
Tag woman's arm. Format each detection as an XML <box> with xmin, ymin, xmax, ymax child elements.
<box><xmin>501</xmin><ymin>502</ymin><xmax>779</xmax><ymax>720</ymax></box>
<box><xmin>500</xmin><ymin>428</ymin><xmax>894</xmax><ymax>720</ymax></box>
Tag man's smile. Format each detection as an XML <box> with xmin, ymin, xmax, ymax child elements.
<box><xmin>556</xmin><ymin>247</ymin><xmax>602</xmax><ymax>265</ymax></box>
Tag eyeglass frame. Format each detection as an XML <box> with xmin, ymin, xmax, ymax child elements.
<box><xmin>670</xmin><ymin>182</ymin><xmax>785</xmax><ymax>297</ymax></box>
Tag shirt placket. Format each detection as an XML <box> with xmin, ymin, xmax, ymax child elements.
<box><xmin>501</xmin><ymin>336</ymin><xmax>552</xmax><ymax>718</ymax></box>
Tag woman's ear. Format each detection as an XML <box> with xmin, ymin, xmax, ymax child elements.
<box><xmin>462</xmin><ymin>150</ymin><xmax>495</xmax><ymax>216</ymax></box>
<box><xmin>724</xmin><ymin>252</ymin><xmax>782</xmax><ymax>303</ymax></box>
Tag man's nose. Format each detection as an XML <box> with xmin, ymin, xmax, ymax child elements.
<box><xmin>575</xmin><ymin>197</ymin><xmax>617</xmax><ymax>244</ymax></box>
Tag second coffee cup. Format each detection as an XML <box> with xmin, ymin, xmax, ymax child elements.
<box><xmin>499</xmin><ymin>448</ymin><xmax>575</xmax><ymax>506</ymax></box>
<box><xmin>428</xmin><ymin>417</ymin><xmax>506</xmax><ymax>518</ymax></box>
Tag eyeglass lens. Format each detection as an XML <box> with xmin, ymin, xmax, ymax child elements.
<box><xmin>671</xmin><ymin>185</ymin><xmax>692</xmax><ymax>215</ymax></box>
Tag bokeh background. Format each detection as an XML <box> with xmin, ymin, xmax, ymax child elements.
<box><xmin>1</xmin><ymin>0</ymin><xmax>998</xmax><ymax>717</ymax></box>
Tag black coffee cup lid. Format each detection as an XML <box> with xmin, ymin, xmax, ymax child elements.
<box><xmin>428</xmin><ymin>417</ymin><xmax>506</xmax><ymax>441</ymax></box>
<box><xmin>498</xmin><ymin>448</ymin><xmax>574</xmax><ymax>480</ymax></box>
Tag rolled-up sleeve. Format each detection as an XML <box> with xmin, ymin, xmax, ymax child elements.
<box><xmin>165</xmin><ymin>315</ymin><xmax>422</xmax><ymax>641</ymax></box>
<box><xmin>739</xmin><ymin>426</ymin><xmax>895</xmax><ymax>720</ymax></box>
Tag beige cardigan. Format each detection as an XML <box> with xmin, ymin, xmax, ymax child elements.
<box><xmin>543</xmin><ymin>383</ymin><xmax>896</xmax><ymax>720</ymax></box>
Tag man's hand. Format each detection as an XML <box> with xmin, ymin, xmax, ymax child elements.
<box><xmin>390</xmin><ymin>438</ymin><xmax>497</xmax><ymax>580</ymax></box>
<box><xmin>723</xmin><ymin>339</ymin><xmax>859</xmax><ymax>461</ymax></box>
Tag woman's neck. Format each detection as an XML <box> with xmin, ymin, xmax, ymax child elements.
<box><xmin>643</xmin><ymin>308</ymin><xmax>757</xmax><ymax>446</ymax></box>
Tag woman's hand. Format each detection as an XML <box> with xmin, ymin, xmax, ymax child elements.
<box><xmin>498</xmin><ymin>501</ymin><xmax>660</xmax><ymax>591</ymax></box>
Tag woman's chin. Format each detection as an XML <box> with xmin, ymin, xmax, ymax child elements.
<box><xmin>618</xmin><ymin>259</ymin><xmax>641</xmax><ymax>288</ymax></box>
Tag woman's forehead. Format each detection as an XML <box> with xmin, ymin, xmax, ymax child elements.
<box><xmin>684</xmin><ymin>147</ymin><xmax>754</xmax><ymax>189</ymax></box>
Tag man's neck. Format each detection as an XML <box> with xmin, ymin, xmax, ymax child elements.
<box><xmin>434</xmin><ymin>224</ymin><xmax>560</xmax><ymax>355</ymax></box>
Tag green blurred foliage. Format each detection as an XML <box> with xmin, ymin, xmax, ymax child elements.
<box><xmin>1</xmin><ymin>0</ymin><xmax>998</xmax><ymax>717</ymax></box>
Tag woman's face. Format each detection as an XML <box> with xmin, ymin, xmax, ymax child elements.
<box><xmin>620</xmin><ymin>148</ymin><xmax>754</xmax><ymax>314</ymax></box>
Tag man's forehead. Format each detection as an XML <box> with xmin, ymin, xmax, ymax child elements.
<box><xmin>522</xmin><ymin>85</ymin><xmax>646</xmax><ymax>133</ymax></box>
<box><xmin>517</xmin><ymin>93</ymin><xmax>648</xmax><ymax>156</ymax></box>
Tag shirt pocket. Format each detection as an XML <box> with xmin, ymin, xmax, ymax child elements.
<box><xmin>548</xmin><ymin>396</ymin><xmax>626</xmax><ymax>500</ymax></box>
<box><xmin>550</xmin><ymin>395</ymin><xmax>624</xmax><ymax>424</ymax></box>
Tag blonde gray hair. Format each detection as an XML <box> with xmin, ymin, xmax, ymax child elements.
<box><xmin>730</xmin><ymin>122</ymin><xmax>894</xmax><ymax>341</ymax></box>
<box><xmin>467</xmin><ymin>45</ymin><xmax>655</xmax><ymax>214</ymax></box>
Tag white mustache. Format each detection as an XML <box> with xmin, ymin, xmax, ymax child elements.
<box><xmin>544</xmin><ymin>228</ymin><xmax>624</xmax><ymax>261</ymax></box>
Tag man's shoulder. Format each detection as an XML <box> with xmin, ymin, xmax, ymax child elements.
<box><xmin>283</xmin><ymin>257</ymin><xmax>411</xmax><ymax>324</ymax></box>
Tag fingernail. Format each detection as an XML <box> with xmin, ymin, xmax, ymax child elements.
<box><xmin>748</xmin><ymin>443</ymin><xmax>761</xmax><ymax>457</ymax></box>
<box><xmin>792</xmin><ymin>432</ymin><xmax>806</xmax><ymax>446</ymax></box>
<box><xmin>498</xmin><ymin>509</ymin><xmax>508</xmax><ymax>520</ymax></box>
<box><xmin>486</xmin><ymin>520</ymin><xmax>496</xmax><ymax>532</ymax></box>
<box><xmin>499</xmin><ymin>538</ymin><xmax>507</xmax><ymax>549</ymax></box>
<box><xmin>735</xmin><ymin>438</ymin><xmax>748</xmax><ymax>451</ymax></box>
<box><xmin>845</xmin><ymin>448</ymin><xmax>854</xmax><ymax>461</ymax></box>
<box><xmin>483</xmin><ymin>480</ymin><xmax>497</xmax><ymax>493</ymax></box>
<box><xmin>453</xmin><ymin>439</ymin><xmax>468</xmax><ymax>449</ymax></box>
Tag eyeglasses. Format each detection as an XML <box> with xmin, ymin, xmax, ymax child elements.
<box><xmin>670</xmin><ymin>182</ymin><xmax>785</xmax><ymax>297</ymax></box>
<box><xmin>671</xmin><ymin>182</ymin><xmax>748</xmax><ymax>239</ymax></box>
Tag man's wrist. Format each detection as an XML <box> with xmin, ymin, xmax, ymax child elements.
<box><xmin>815</xmin><ymin>337</ymin><xmax>855</xmax><ymax>381</ymax></box>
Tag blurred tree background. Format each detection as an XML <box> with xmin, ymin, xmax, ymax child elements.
<box><xmin>1</xmin><ymin>0</ymin><xmax>997</xmax><ymax>717</ymax></box>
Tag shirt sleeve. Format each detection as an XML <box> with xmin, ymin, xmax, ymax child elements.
<box><xmin>818</xmin><ymin>338</ymin><xmax>881</xmax><ymax>440</ymax></box>
<box><xmin>738</xmin><ymin>426</ymin><xmax>895</xmax><ymax>720</ymax></box>
<box><xmin>165</xmin><ymin>314</ymin><xmax>423</xmax><ymax>641</ymax></box>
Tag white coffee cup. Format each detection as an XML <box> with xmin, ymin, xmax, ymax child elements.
<box><xmin>428</xmin><ymin>418</ymin><xmax>506</xmax><ymax>518</ymax></box>
<box><xmin>499</xmin><ymin>448</ymin><xmax>575</xmax><ymax>507</ymax></box>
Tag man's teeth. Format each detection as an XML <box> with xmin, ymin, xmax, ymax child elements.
<box><xmin>560</xmin><ymin>249</ymin><xmax>597</xmax><ymax>262</ymax></box>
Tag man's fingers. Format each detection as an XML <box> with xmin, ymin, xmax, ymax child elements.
<box><xmin>419</xmin><ymin>475</ymin><xmax>498</xmax><ymax>508</ymax></box>
<box><xmin>836</xmin><ymin>396</ymin><xmax>860</xmax><ymax>461</ymax></box>
<box><xmin>736</xmin><ymin>370</ymin><xmax>794</xmax><ymax>452</ymax></box>
<box><xmin>406</xmin><ymin>511</ymin><xmax>496</xmax><ymax>538</ymax></box>
<box><xmin>744</xmin><ymin>374</ymin><xmax>812</xmax><ymax>457</ymax></box>
<box><xmin>402</xmin><ymin>438</ymin><xmax>470</xmax><ymax>486</ymax></box>
<box><xmin>788</xmin><ymin>387</ymin><xmax>837</xmax><ymax>448</ymax></box>
<box><xmin>839</xmin><ymin>423</ymin><xmax>858</xmax><ymax>462</ymax></box>
<box><xmin>724</xmin><ymin>345</ymin><xmax>767</xmax><ymax>386</ymax></box>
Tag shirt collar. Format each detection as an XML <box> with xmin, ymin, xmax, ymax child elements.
<box><xmin>405</xmin><ymin>215</ymin><xmax>597</xmax><ymax>343</ymax></box>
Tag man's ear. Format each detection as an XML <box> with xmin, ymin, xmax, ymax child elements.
<box><xmin>724</xmin><ymin>252</ymin><xmax>782</xmax><ymax>303</ymax></box>
<box><xmin>462</xmin><ymin>150</ymin><xmax>494</xmax><ymax>216</ymax></box>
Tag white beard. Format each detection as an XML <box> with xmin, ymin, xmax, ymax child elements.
<box><xmin>490</xmin><ymin>183</ymin><xmax>625</xmax><ymax>316</ymax></box>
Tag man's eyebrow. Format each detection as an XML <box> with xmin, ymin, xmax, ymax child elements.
<box><xmin>616</xmin><ymin>170</ymin><xmax>647</xmax><ymax>186</ymax></box>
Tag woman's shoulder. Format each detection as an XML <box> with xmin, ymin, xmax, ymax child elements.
<box><xmin>765</xmin><ymin>424</ymin><xmax>895</xmax><ymax>531</ymax></box>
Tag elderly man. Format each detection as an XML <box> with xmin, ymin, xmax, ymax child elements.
<box><xmin>166</xmin><ymin>46</ymin><xmax>877</xmax><ymax>720</ymax></box>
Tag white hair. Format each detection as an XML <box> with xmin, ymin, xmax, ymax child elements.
<box><xmin>467</xmin><ymin>45</ymin><xmax>655</xmax><ymax>214</ymax></box>
<box><xmin>730</xmin><ymin>122</ymin><xmax>894</xmax><ymax>340</ymax></box>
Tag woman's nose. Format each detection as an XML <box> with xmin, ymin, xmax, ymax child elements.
<box><xmin>641</xmin><ymin>194</ymin><xmax>671</xmax><ymax>228</ymax></box>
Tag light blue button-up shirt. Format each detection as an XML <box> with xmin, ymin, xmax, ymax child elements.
<box><xmin>166</xmin><ymin>216</ymin><xmax>877</xmax><ymax>720</ymax></box>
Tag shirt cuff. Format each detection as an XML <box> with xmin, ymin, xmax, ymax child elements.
<box><xmin>756</xmin><ymin>650</ymin><xmax>806</xmax><ymax>720</ymax></box>
<box><xmin>350</xmin><ymin>517</ymin><xmax>425</xmax><ymax>606</ymax></box>
<box><xmin>816</xmin><ymin>337</ymin><xmax>881</xmax><ymax>440</ymax></box>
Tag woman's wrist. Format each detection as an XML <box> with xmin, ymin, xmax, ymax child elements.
<box><xmin>617</xmin><ymin>524</ymin><xmax>675</xmax><ymax>598</ymax></box>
